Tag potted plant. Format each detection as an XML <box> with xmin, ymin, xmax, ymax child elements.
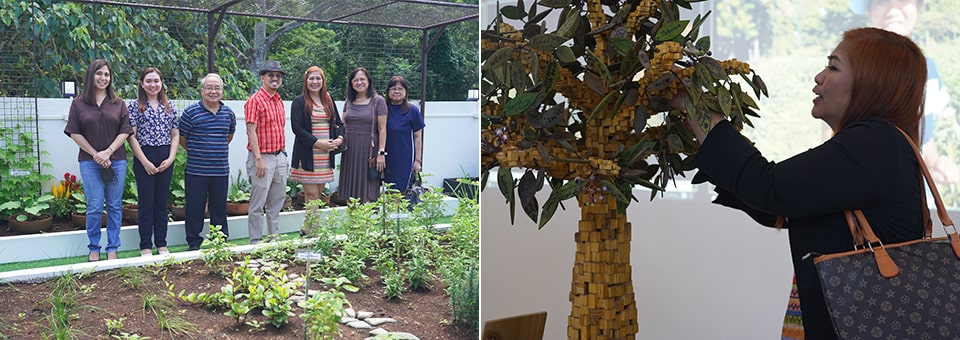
<box><xmin>1</xmin><ymin>192</ymin><xmax>55</xmax><ymax>233</ymax></box>
<box><xmin>70</xmin><ymin>192</ymin><xmax>107</xmax><ymax>228</ymax></box>
<box><xmin>481</xmin><ymin>1</ymin><xmax>767</xmax><ymax>337</ymax></box>
<box><xmin>226</xmin><ymin>169</ymin><xmax>251</xmax><ymax>216</ymax></box>
<box><xmin>0</xmin><ymin>125</ymin><xmax>56</xmax><ymax>233</ymax></box>
<box><xmin>168</xmin><ymin>149</ymin><xmax>188</xmax><ymax>220</ymax></box>
<box><xmin>49</xmin><ymin>172</ymin><xmax>80</xmax><ymax>222</ymax></box>
<box><xmin>121</xmin><ymin>143</ymin><xmax>139</xmax><ymax>224</ymax></box>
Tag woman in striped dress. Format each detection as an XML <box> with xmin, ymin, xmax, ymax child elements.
<box><xmin>290</xmin><ymin>66</ymin><xmax>343</xmax><ymax>227</ymax></box>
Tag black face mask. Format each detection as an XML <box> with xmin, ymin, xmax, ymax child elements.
<box><xmin>100</xmin><ymin>167</ymin><xmax>116</xmax><ymax>182</ymax></box>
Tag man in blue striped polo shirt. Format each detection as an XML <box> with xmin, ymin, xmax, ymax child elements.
<box><xmin>179</xmin><ymin>73</ymin><xmax>237</xmax><ymax>251</ymax></box>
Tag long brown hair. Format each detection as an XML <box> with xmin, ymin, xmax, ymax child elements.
<box><xmin>79</xmin><ymin>59</ymin><xmax>120</xmax><ymax>106</ymax></box>
<box><xmin>386</xmin><ymin>75</ymin><xmax>411</xmax><ymax>114</ymax></box>
<box><xmin>836</xmin><ymin>27</ymin><xmax>926</xmax><ymax>143</ymax></box>
<box><xmin>136</xmin><ymin>67</ymin><xmax>173</xmax><ymax>114</ymax></box>
<box><xmin>301</xmin><ymin>66</ymin><xmax>336</xmax><ymax>117</ymax></box>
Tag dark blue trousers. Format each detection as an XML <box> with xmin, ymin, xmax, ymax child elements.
<box><xmin>184</xmin><ymin>174</ymin><xmax>229</xmax><ymax>248</ymax></box>
<box><xmin>134</xmin><ymin>145</ymin><xmax>173</xmax><ymax>250</ymax></box>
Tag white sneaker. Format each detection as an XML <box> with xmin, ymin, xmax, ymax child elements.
<box><xmin>140</xmin><ymin>249</ymin><xmax>153</xmax><ymax>257</ymax></box>
<box><xmin>157</xmin><ymin>247</ymin><xmax>170</xmax><ymax>255</ymax></box>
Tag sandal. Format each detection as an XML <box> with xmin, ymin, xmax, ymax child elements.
<box><xmin>107</xmin><ymin>252</ymin><xmax>118</xmax><ymax>260</ymax></box>
<box><xmin>88</xmin><ymin>252</ymin><xmax>100</xmax><ymax>262</ymax></box>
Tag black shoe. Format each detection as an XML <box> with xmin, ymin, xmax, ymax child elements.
<box><xmin>299</xmin><ymin>230</ymin><xmax>308</xmax><ymax>237</ymax></box>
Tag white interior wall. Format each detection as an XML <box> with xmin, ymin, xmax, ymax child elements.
<box><xmin>481</xmin><ymin>180</ymin><xmax>960</xmax><ymax>339</ymax></box>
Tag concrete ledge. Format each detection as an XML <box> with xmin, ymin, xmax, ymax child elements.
<box><xmin>0</xmin><ymin>223</ymin><xmax>454</xmax><ymax>284</ymax></box>
<box><xmin>0</xmin><ymin>197</ymin><xmax>460</xmax><ymax>265</ymax></box>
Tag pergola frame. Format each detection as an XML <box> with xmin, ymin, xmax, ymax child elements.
<box><xmin>66</xmin><ymin>0</ymin><xmax>479</xmax><ymax>111</ymax></box>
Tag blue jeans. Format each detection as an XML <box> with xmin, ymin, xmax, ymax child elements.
<box><xmin>79</xmin><ymin>159</ymin><xmax>126</xmax><ymax>253</ymax></box>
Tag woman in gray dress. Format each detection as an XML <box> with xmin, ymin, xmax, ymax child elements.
<box><xmin>337</xmin><ymin>67</ymin><xmax>387</xmax><ymax>203</ymax></box>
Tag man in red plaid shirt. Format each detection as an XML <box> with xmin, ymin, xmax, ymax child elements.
<box><xmin>244</xmin><ymin>60</ymin><xmax>288</xmax><ymax>244</ymax></box>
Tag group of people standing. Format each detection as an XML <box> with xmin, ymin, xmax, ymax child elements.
<box><xmin>64</xmin><ymin>59</ymin><xmax>424</xmax><ymax>262</ymax></box>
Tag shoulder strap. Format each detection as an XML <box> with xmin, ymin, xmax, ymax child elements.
<box><xmin>844</xmin><ymin>128</ymin><xmax>960</xmax><ymax>277</ymax></box>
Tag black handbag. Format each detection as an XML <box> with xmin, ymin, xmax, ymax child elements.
<box><xmin>404</xmin><ymin>173</ymin><xmax>425</xmax><ymax>210</ymax></box>
<box><xmin>811</xmin><ymin>128</ymin><xmax>960</xmax><ymax>339</ymax></box>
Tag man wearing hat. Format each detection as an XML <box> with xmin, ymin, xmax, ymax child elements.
<box><xmin>244</xmin><ymin>60</ymin><xmax>289</xmax><ymax>244</ymax></box>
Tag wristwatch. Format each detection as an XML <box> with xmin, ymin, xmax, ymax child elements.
<box><xmin>378</xmin><ymin>150</ymin><xmax>388</xmax><ymax>156</ymax></box>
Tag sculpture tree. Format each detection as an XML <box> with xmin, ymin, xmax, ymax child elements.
<box><xmin>480</xmin><ymin>0</ymin><xmax>767</xmax><ymax>338</ymax></box>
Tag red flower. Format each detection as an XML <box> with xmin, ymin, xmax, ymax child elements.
<box><xmin>64</xmin><ymin>172</ymin><xmax>70</xmax><ymax>180</ymax></box>
<box><xmin>71</xmin><ymin>175</ymin><xmax>77</xmax><ymax>182</ymax></box>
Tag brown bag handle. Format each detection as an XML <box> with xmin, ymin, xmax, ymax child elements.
<box><xmin>844</xmin><ymin>127</ymin><xmax>960</xmax><ymax>278</ymax></box>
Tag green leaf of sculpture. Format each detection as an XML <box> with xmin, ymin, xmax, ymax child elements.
<box><xmin>538</xmin><ymin>0</ymin><xmax>572</xmax><ymax>9</ymax></box>
<box><xmin>647</xmin><ymin>72</ymin><xmax>676</xmax><ymax>91</ymax></box>
<box><xmin>556</xmin><ymin>11</ymin><xmax>580</xmax><ymax>38</ymax></box>
<box><xmin>538</xmin><ymin>197</ymin><xmax>558</xmax><ymax>229</ymax></box>
<box><xmin>528</xmin><ymin>33</ymin><xmax>569</xmax><ymax>51</ymax></box>
<box><xmin>700</xmin><ymin>57</ymin><xmax>724</xmax><ymax>79</ymax></box>
<box><xmin>655</xmin><ymin>20</ymin><xmax>688</xmax><ymax>42</ymax></box>
<box><xmin>517</xmin><ymin>170</ymin><xmax>540</xmax><ymax>223</ymax></box>
<box><xmin>503</xmin><ymin>92</ymin><xmax>539</xmax><ymax>116</ymax></box>
<box><xmin>501</xmin><ymin>5</ymin><xmax>526</xmax><ymax>20</ymax></box>
<box><xmin>695</xmin><ymin>36</ymin><xmax>711</xmax><ymax>53</ymax></box>
<box><xmin>717</xmin><ymin>86</ymin><xmax>732</xmax><ymax>117</ymax></box>
<box><xmin>497</xmin><ymin>166</ymin><xmax>515</xmax><ymax>203</ymax></box>
<box><xmin>483</xmin><ymin>47</ymin><xmax>514</xmax><ymax>70</ymax></box>
<box><xmin>530</xmin><ymin>103</ymin><xmax>565</xmax><ymax>129</ymax></box>
<box><xmin>585</xmin><ymin>50</ymin><xmax>611</xmax><ymax>85</ymax></box>
<box><xmin>753</xmin><ymin>73</ymin><xmax>768</xmax><ymax>97</ymax></box>
<box><xmin>555</xmin><ymin>45</ymin><xmax>577</xmax><ymax>63</ymax></box>
<box><xmin>541</xmin><ymin>59</ymin><xmax>559</xmax><ymax>94</ymax></box>
<box><xmin>600</xmin><ymin>179</ymin><xmax>628</xmax><ymax>204</ymax></box>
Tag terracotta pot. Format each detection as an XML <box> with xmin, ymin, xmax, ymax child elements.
<box><xmin>171</xmin><ymin>205</ymin><xmax>186</xmax><ymax>220</ymax></box>
<box><xmin>8</xmin><ymin>213</ymin><xmax>54</xmax><ymax>233</ymax></box>
<box><xmin>226</xmin><ymin>202</ymin><xmax>249</xmax><ymax>216</ymax></box>
<box><xmin>121</xmin><ymin>204</ymin><xmax>138</xmax><ymax>224</ymax></box>
<box><xmin>171</xmin><ymin>205</ymin><xmax>208</xmax><ymax>220</ymax></box>
<box><xmin>297</xmin><ymin>191</ymin><xmax>305</xmax><ymax>205</ymax></box>
<box><xmin>71</xmin><ymin>212</ymin><xmax>108</xmax><ymax>228</ymax></box>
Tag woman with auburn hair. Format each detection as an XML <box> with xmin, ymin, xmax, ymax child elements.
<box><xmin>64</xmin><ymin>59</ymin><xmax>134</xmax><ymax>262</ymax></box>
<box><xmin>126</xmin><ymin>67</ymin><xmax>179</xmax><ymax>256</ymax></box>
<box><xmin>290</xmin><ymin>66</ymin><xmax>344</xmax><ymax>234</ymax></box>
<box><xmin>676</xmin><ymin>27</ymin><xmax>927</xmax><ymax>339</ymax></box>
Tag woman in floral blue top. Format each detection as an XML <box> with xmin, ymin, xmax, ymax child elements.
<box><xmin>126</xmin><ymin>67</ymin><xmax>179</xmax><ymax>257</ymax></box>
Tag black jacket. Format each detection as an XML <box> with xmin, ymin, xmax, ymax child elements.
<box><xmin>290</xmin><ymin>95</ymin><xmax>344</xmax><ymax>171</ymax></box>
<box><xmin>693</xmin><ymin>118</ymin><xmax>924</xmax><ymax>339</ymax></box>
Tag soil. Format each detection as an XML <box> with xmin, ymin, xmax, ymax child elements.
<box><xmin>0</xmin><ymin>255</ymin><xmax>478</xmax><ymax>339</ymax></box>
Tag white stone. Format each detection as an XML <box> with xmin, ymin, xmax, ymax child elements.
<box><xmin>365</xmin><ymin>317</ymin><xmax>396</xmax><ymax>326</ymax></box>
<box><xmin>356</xmin><ymin>311</ymin><xmax>374</xmax><ymax>319</ymax></box>
<box><xmin>341</xmin><ymin>316</ymin><xmax>358</xmax><ymax>324</ymax></box>
<box><xmin>344</xmin><ymin>308</ymin><xmax>356</xmax><ymax>318</ymax></box>
<box><xmin>368</xmin><ymin>328</ymin><xmax>389</xmax><ymax>335</ymax></box>
<box><xmin>346</xmin><ymin>320</ymin><xmax>373</xmax><ymax>329</ymax></box>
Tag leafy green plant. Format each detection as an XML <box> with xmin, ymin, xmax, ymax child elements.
<box><xmin>200</xmin><ymin>225</ymin><xmax>233</xmax><ymax>274</ymax></box>
<box><xmin>168</xmin><ymin>149</ymin><xmax>187</xmax><ymax>206</ymax></box>
<box><xmin>300</xmin><ymin>276</ymin><xmax>355</xmax><ymax>340</ymax></box>
<box><xmin>104</xmin><ymin>317</ymin><xmax>126</xmax><ymax>336</ymax></box>
<box><xmin>405</xmin><ymin>254</ymin><xmax>434</xmax><ymax>291</ymax></box>
<box><xmin>228</xmin><ymin>169</ymin><xmax>251</xmax><ymax>203</ymax></box>
<box><xmin>0</xmin><ymin>126</ymin><xmax>54</xmax><ymax>220</ymax></box>
<box><xmin>111</xmin><ymin>332</ymin><xmax>151</xmax><ymax>340</ymax></box>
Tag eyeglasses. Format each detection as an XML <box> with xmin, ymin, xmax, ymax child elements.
<box><xmin>264</xmin><ymin>73</ymin><xmax>283</xmax><ymax>79</ymax></box>
<box><xmin>202</xmin><ymin>86</ymin><xmax>223</xmax><ymax>91</ymax></box>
